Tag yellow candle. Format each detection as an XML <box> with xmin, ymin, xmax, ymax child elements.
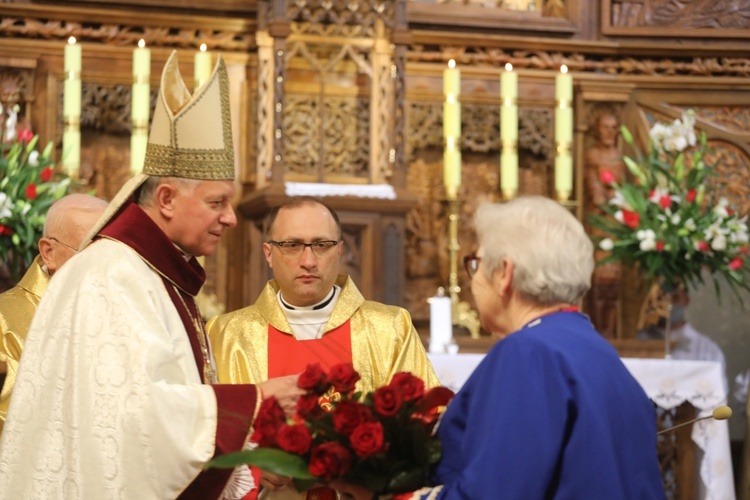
<box><xmin>555</xmin><ymin>153</ymin><xmax>573</xmax><ymax>197</ymax></box>
<box><xmin>500</xmin><ymin>151</ymin><xmax>518</xmax><ymax>194</ymax></box>
<box><xmin>555</xmin><ymin>64</ymin><xmax>573</xmax><ymax>102</ymax></box>
<box><xmin>130</xmin><ymin>131</ymin><xmax>148</xmax><ymax>175</ymax></box>
<box><xmin>194</xmin><ymin>43</ymin><xmax>212</xmax><ymax>91</ymax></box>
<box><xmin>500</xmin><ymin>63</ymin><xmax>517</xmax><ymax>101</ymax></box>
<box><xmin>131</xmin><ymin>39</ymin><xmax>151</xmax><ymax>174</ymax></box>
<box><xmin>443</xmin><ymin>101</ymin><xmax>461</xmax><ymax>138</ymax></box>
<box><xmin>63</xmin><ymin>37</ymin><xmax>81</xmax><ymax>120</ymax></box>
<box><xmin>443</xmin><ymin>59</ymin><xmax>460</xmax><ymax>97</ymax></box>
<box><xmin>555</xmin><ymin>105</ymin><xmax>573</xmax><ymax>144</ymax></box>
<box><xmin>443</xmin><ymin>141</ymin><xmax>461</xmax><ymax>197</ymax></box>
<box><xmin>64</xmin><ymin>36</ymin><xmax>81</xmax><ymax>74</ymax></box>
<box><xmin>62</xmin><ymin>128</ymin><xmax>80</xmax><ymax>178</ymax></box>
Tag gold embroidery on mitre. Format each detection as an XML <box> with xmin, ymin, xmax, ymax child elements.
<box><xmin>143</xmin><ymin>51</ymin><xmax>234</xmax><ymax>180</ymax></box>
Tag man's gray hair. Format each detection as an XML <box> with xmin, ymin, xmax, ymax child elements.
<box><xmin>136</xmin><ymin>176</ymin><xmax>201</xmax><ymax>208</ymax></box>
<box><xmin>474</xmin><ymin>196</ymin><xmax>594</xmax><ymax>305</ymax></box>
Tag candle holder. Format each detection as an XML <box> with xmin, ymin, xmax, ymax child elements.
<box><xmin>445</xmin><ymin>195</ymin><xmax>481</xmax><ymax>339</ymax></box>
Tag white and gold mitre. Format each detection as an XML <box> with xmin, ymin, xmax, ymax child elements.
<box><xmin>143</xmin><ymin>50</ymin><xmax>234</xmax><ymax>180</ymax></box>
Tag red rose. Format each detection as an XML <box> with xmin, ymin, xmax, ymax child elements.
<box><xmin>40</xmin><ymin>167</ymin><xmax>54</xmax><ymax>182</ymax></box>
<box><xmin>25</xmin><ymin>183</ymin><xmax>37</xmax><ymax>200</ymax></box>
<box><xmin>17</xmin><ymin>128</ymin><xmax>33</xmax><ymax>143</ymax></box>
<box><xmin>277</xmin><ymin>423</ymin><xmax>312</xmax><ymax>455</ymax></box>
<box><xmin>659</xmin><ymin>195</ymin><xmax>671</xmax><ymax>209</ymax></box>
<box><xmin>729</xmin><ymin>257</ymin><xmax>744</xmax><ymax>271</ymax></box>
<box><xmin>349</xmin><ymin>422</ymin><xmax>385</xmax><ymax>458</ymax></box>
<box><xmin>328</xmin><ymin>363</ymin><xmax>360</xmax><ymax>394</ymax></box>
<box><xmin>332</xmin><ymin>400</ymin><xmax>371</xmax><ymax>436</ymax></box>
<box><xmin>251</xmin><ymin>397</ymin><xmax>287</xmax><ymax>446</ymax></box>
<box><xmin>389</xmin><ymin>372</ymin><xmax>425</xmax><ymax>402</ymax></box>
<box><xmin>296</xmin><ymin>393</ymin><xmax>322</xmax><ymax>418</ymax></box>
<box><xmin>622</xmin><ymin>209</ymin><xmax>639</xmax><ymax>229</ymax></box>
<box><xmin>298</xmin><ymin>363</ymin><xmax>329</xmax><ymax>395</ymax></box>
<box><xmin>686</xmin><ymin>189</ymin><xmax>697</xmax><ymax>203</ymax></box>
<box><xmin>599</xmin><ymin>169</ymin><xmax>615</xmax><ymax>185</ymax></box>
<box><xmin>308</xmin><ymin>442</ymin><xmax>352</xmax><ymax>480</ymax></box>
<box><xmin>697</xmin><ymin>241</ymin><xmax>710</xmax><ymax>252</ymax></box>
<box><xmin>0</xmin><ymin>225</ymin><xmax>9</xmax><ymax>236</ymax></box>
<box><xmin>373</xmin><ymin>386</ymin><xmax>402</xmax><ymax>417</ymax></box>
<box><xmin>655</xmin><ymin>240</ymin><xmax>664</xmax><ymax>252</ymax></box>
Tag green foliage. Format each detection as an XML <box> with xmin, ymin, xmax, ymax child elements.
<box><xmin>590</xmin><ymin>112</ymin><xmax>749</xmax><ymax>300</ymax></box>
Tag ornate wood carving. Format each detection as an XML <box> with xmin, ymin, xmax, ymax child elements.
<box><xmin>407</xmin><ymin>46</ymin><xmax>750</xmax><ymax>78</ymax></box>
<box><xmin>288</xmin><ymin>0</ymin><xmax>396</xmax><ymax>37</ymax></box>
<box><xmin>0</xmin><ymin>8</ymin><xmax>253</xmax><ymax>51</ymax></box>
<box><xmin>0</xmin><ymin>68</ymin><xmax>34</xmax><ymax>105</ymax></box>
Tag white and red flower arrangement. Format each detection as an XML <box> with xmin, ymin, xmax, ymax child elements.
<box><xmin>590</xmin><ymin>110</ymin><xmax>750</xmax><ymax>295</ymax></box>
<box><xmin>208</xmin><ymin>363</ymin><xmax>454</xmax><ymax>495</ymax></box>
<box><xmin>1</xmin><ymin>101</ymin><xmax>71</xmax><ymax>280</ymax></box>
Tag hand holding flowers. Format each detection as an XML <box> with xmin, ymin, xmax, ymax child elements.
<box><xmin>208</xmin><ymin>363</ymin><xmax>454</xmax><ymax>495</ymax></box>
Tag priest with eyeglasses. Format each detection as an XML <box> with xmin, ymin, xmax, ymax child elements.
<box><xmin>207</xmin><ymin>195</ymin><xmax>438</xmax><ymax>500</ymax></box>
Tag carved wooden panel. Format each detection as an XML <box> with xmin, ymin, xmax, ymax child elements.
<box><xmin>603</xmin><ymin>0</ymin><xmax>750</xmax><ymax>38</ymax></box>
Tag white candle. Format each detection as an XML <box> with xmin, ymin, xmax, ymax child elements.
<box><xmin>429</xmin><ymin>291</ymin><xmax>453</xmax><ymax>354</ymax></box>
<box><xmin>555</xmin><ymin>65</ymin><xmax>574</xmax><ymax>198</ymax></box>
<box><xmin>443</xmin><ymin>59</ymin><xmax>461</xmax><ymax>198</ymax></box>
<box><xmin>500</xmin><ymin>63</ymin><xmax>518</xmax><ymax>198</ymax></box>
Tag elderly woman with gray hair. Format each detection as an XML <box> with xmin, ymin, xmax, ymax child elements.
<box><xmin>337</xmin><ymin>196</ymin><xmax>665</xmax><ymax>500</ymax></box>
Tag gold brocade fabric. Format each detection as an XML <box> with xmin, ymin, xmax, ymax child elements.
<box><xmin>206</xmin><ymin>274</ymin><xmax>439</xmax><ymax>395</ymax></box>
<box><xmin>0</xmin><ymin>256</ymin><xmax>49</xmax><ymax>436</ymax></box>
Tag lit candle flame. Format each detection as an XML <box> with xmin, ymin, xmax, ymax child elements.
<box><xmin>448</xmin><ymin>59</ymin><xmax>455</xmax><ymax>69</ymax></box>
<box><xmin>138</xmin><ymin>39</ymin><xmax>146</xmax><ymax>49</ymax></box>
<box><xmin>505</xmin><ymin>63</ymin><xmax>513</xmax><ymax>72</ymax></box>
<box><xmin>200</xmin><ymin>43</ymin><xmax>208</xmax><ymax>52</ymax></box>
<box><xmin>561</xmin><ymin>64</ymin><xmax>568</xmax><ymax>74</ymax></box>
<box><xmin>68</xmin><ymin>36</ymin><xmax>76</xmax><ymax>45</ymax></box>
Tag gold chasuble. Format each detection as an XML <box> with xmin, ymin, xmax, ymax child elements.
<box><xmin>0</xmin><ymin>255</ymin><xmax>49</xmax><ymax>436</ymax></box>
<box><xmin>208</xmin><ymin>274</ymin><xmax>438</xmax><ymax>395</ymax></box>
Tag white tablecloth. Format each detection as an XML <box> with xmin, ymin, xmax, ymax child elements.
<box><xmin>427</xmin><ymin>354</ymin><xmax>735</xmax><ymax>500</ymax></box>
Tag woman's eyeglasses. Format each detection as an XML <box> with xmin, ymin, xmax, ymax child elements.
<box><xmin>463</xmin><ymin>254</ymin><xmax>481</xmax><ymax>278</ymax></box>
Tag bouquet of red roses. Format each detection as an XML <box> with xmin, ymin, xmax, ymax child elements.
<box><xmin>208</xmin><ymin>363</ymin><xmax>454</xmax><ymax>494</ymax></box>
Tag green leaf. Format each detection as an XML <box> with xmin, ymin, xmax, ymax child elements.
<box><xmin>205</xmin><ymin>448</ymin><xmax>316</xmax><ymax>480</ymax></box>
<box><xmin>620</xmin><ymin>125</ymin><xmax>634</xmax><ymax>145</ymax></box>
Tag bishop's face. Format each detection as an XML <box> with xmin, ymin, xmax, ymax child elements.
<box><xmin>171</xmin><ymin>180</ymin><xmax>237</xmax><ymax>257</ymax></box>
<box><xmin>263</xmin><ymin>203</ymin><xmax>343</xmax><ymax>307</ymax></box>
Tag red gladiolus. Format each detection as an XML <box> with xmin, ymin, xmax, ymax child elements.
<box><xmin>659</xmin><ymin>195</ymin><xmax>671</xmax><ymax>209</ymax></box>
<box><xmin>349</xmin><ymin>422</ymin><xmax>385</xmax><ymax>458</ymax></box>
<box><xmin>277</xmin><ymin>423</ymin><xmax>312</xmax><ymax>455</ymax></box>
<box><xmin>729</xmin><ymin>257</ymin><xmax>744</xmax><ymax>271</ymax></box>
<box><xmin>25</xmin><ymin>183</ymin><xmax>38</xmax><ymax>200</ymax></box>
<box><xmin>40</xmin><ymin>167</ymin><xmax>54</xmax><ymax>182</ymax></box>
<box><xmin>686</xmin><ymin>189</ymin><xmax>697</xmax><ymax>203</ymax></box>
<box><xmin>17</xmin><ymin>128</ymin><xmax>33</xmax><ymax>144</ymax></box>
<box><xmin>697</xmin><ymin>241</ymin><xmax>710</xmax><ymax>252</ymax></box>
<box><xmin>599</xmin><ymin>169</ymin><xmax>615</xmax><ymax>185</ymax></box>
<box><xmin>656</xmin><ymin>241</ymin><xmax>664</xmax><ymax>251</ymax></box>
<box><xmin>308</xmin><ymin>442</ymin><xmax>352</xmax><ymax>480</ymax></box>
<box><xmin>622</xmin><ymin>209</ymin><xmax>640</xmax><ymax>229</ymax></box>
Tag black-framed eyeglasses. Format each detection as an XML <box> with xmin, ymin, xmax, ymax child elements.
<box><xmin>463</xmin><ymin>254</ymin><xmax>482</xmax><ymax>278</ymax></box>
<box><xmin>268</xmin><ymin>240</ymin><xmax>340</xmax><ymax>257</ymax></box>
<box><xmin>48</xmin><ymin>236</ymin><xmax>78</xmax><ymax>252</ymax></box>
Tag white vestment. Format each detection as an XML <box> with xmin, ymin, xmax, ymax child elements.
<box><xmin>0</xmin><ymin>239</ymin><xmax>218</xmax><ymax>498</ymax></box>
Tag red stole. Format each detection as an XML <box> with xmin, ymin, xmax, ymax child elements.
<box><xmin>267</xmin><ymin>322</ymin><xmax>353</xmax><ymax>377</ymax></box>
